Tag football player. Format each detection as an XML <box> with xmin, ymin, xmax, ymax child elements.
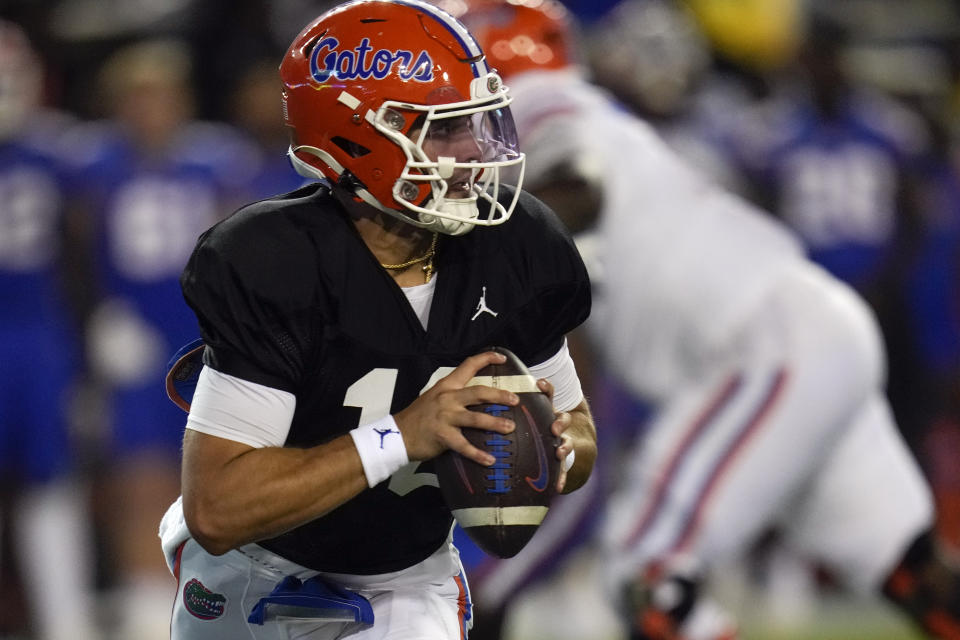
<box><xmin>724</xmin><ymin>11</ymin><xmax>936</xmax><ymax>466</ymax></box>
<box><xmin>0</xmin><ymin>19</ymin><xmax>99</xmax><ymax>640</ymax></box>
<box><xmin>157</xmin><ymin>1</ymin><xmax>597</xmax><ymax>639</ymax></box>
<box><xmin>455</xmin><ymin>1</ymin><xmax>960</xmax><ymax>639</ymax></box>
<box><xmin>67</xmin><ymin>38</ymin><xmax>259</xmax><ymax>639</ymax></box>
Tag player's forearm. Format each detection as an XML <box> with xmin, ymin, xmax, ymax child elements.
<box><xmin>562</xmin><ymin>400</ymin><xmax>597</xmax><ymax>493</ymax></box>
<box><xmin>181</xmin><ymin>430</ymin><xmax>368</xmax><ymax>555</ymax></box>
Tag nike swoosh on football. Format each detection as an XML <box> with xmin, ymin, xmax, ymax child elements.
<box><xmin>453</xmin><ymin>454</ymin><xmax>474</xmax><ymax>495</ymax></box>
<box><xmin>522</xmin><ymin>405</ymin><xmax>550</xmax><ymax>492</ymax></box>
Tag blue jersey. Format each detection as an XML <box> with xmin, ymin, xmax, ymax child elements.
<box><xmin>71</xmin><ymin>121</ymin><xmax>256</xmax><ymax>350</ymax></box>
<box><xmin>737</xmin><ymin>89</ymin><xmax>928</xmax><ymax>290</ymax></box>
<box><xmin>0</xmin><ymin>137</ymin><xmax>70</xmax><ymax>325</ymax></box>
<box><xmin>0</xmin><ymin>118</ymin><xmax>80</xmax><ymax>482</ymax></box>
<box><xmin>69</xmin><ymin>121</ymin><xmax>258</xmax><ymax>455</ymax></box>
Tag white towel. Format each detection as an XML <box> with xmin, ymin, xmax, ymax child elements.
<box><xmin>158</xmin><ymin>496</ymin><xmax>191</xmax><ymax>575</ymax></box>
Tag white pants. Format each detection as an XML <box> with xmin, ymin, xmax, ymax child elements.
<box><xmin>170</xmin><ymin>532</ymin><xmax>472</xmax><ymax>640</ymax></box>
<box><xmin>601</xmin><ymin>263</ymin><xmax>933</xmax><ymax>594</ymax></box>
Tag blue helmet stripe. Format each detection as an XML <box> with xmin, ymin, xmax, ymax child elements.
<box><xmin>393</xmin><ymin>0</ymin><xmax>488</xmax><ymax>78</ymax></box>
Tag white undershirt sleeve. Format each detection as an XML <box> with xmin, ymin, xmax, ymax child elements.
<box><xmin>528</xmin><ymin>338</ymin><xmax>584</xmax><ymax>412</ymax></box>
<box><xmin>184</xmin><ymin>343</ymin><xmax>581</xmax><ymax>450</ymax></box>
<box><xmin>186</xmin><ymin>366</ymin><xmax>296</xmax><ymax>448</ymax></box>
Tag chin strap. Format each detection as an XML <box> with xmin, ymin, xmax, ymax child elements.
<box><xmin>288</xmin><ymin>145</ymin><xmax>340</xmax><ymax>180</ymax></box>
<box><xmin>418</xmin><ymin>198</ymin><xmax>477</xmax><ymax>236</ymax></box>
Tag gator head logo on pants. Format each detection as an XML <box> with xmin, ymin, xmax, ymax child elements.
<box><xmin>183</xmin><ymin>578</ymin><xmax>226</xmax><ymax>620</ymax></box>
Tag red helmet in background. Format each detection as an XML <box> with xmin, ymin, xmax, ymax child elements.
<box><xmin>447</xmin><ymin>0</ymin><xmax>577</xmax><ymax>81</ymax></box>
<box><xmin>281</xmin><ymin>0</ymin><xmax>525</xmax><ymax>235</ymax></box>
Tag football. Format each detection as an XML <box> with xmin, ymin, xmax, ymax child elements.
<box><xmin>435</xmin><ymin>346</ymin><xmax>560</xmax><ymax>558</ymax></box>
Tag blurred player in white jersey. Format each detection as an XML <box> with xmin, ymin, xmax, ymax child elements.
<box><xmin>456</xmin><ymin>1</ymin><xmax>960</xmax><ymax>639</ymax></box>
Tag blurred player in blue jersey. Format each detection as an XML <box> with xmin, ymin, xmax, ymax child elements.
<box><xmin>731</xmin><ymin>13</ymin><xmax>930</xmax><ymax>294</ymax></box>
<box><xmin>726</xmin><ymin>12</ymin><xmax>958</xmax><ymax>552</ymax></box>
<box><xmin>67</xmin><ymin>38</ymin><xmax>259</xmax><ymax>640</ymax></box>
<box><xmin>0</xmin><ymin>19</ymin><xmax>99</xmax><ymax>640</ymax></box>
<box><xmin>726</xmin><ymin>11</ymin><xmax>935</xmax><ymax>446</ymax></box>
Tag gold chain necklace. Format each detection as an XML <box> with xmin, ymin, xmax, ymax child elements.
<box><xmin>379</xmin><ymin>232</ymin><xmax>439</xmax><ymax>282</ymax></box>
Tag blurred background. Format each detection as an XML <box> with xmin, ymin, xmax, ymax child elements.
<box><xmin>1</xmin><ymin>0</ymin><xmax>959</xmax><ymax>638</ymax></box>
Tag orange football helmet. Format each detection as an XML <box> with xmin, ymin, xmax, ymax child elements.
<box><xmin>281</xmin><ymin>0</ymin><xmax>525</xmax><ymax>235</ymax></box>
<box><xmin>448</xmin><ymin>0</ymin><xmax>576</xmax><ymax>81</ymax></box>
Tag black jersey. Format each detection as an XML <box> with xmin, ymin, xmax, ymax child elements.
<box><xmin>180</xmin><ymin>182</ymin><xmax>591</xmax><ymax>574</ymax></box>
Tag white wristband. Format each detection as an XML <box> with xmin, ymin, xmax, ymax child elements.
<box><xmin>563</xmin><ymin>448</ymin><xmax>576</xmax><ymax>472</ymax></box>
<box><xmin>349</xmin><ymin>416</ymin><xmax>409</xmax><ymax>488</ymax></box>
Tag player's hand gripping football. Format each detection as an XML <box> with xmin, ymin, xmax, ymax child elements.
<box><xmin>394</xmin><ymin>351</ymin><xmax>517</xmax><ymax>467</ymax></box>
<box><xmin>537</xmin><ymin>378</ymin><xmax>575</xmax><ymax>493</ymax></box>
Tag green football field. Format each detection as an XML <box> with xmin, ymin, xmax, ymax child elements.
<box><xmin>503</xmin><ymin>549</ymin><xmax>929</xmax><ymax>640</ymax></box>
<box><xmin>739</xmin><ymin>614</ymin><xmax>924</xmax><ymax>640</ymax></box>
<box><xmin>510</xmin><ymin>597</ymin><xmax>926</xmax><ymax>640</ymax></box>
<box><xmin>737</xmin><ymin>600</ymin><xmax>926</xmax><ymax>640</ymax></box>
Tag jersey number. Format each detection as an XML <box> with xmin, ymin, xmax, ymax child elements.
<box><xmin>343</xmin><ymin>367</ymin><xmax>453</xmax><ymax>496</ymax></box>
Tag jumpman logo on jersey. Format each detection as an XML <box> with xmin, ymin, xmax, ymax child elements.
<box><xmin>375</xmin><ymin>427</ymin><xmax>399</xmax><ymax>449</ymax></box>
<box><xmin>471</xmin><ymin>286</ymin><xmax>498</xmax><ymax>321</ymax></box>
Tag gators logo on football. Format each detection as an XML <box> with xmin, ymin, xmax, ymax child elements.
<box><xmin>183</xmin><ymin>578</ymin><xmax>226</xmax><ymax>620</ymax></box>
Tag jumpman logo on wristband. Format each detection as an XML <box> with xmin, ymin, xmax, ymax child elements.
<box><xmin>375</xmin><ymin>427</ymin><xmax>400</xmax><ymax>449</ymax></box>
